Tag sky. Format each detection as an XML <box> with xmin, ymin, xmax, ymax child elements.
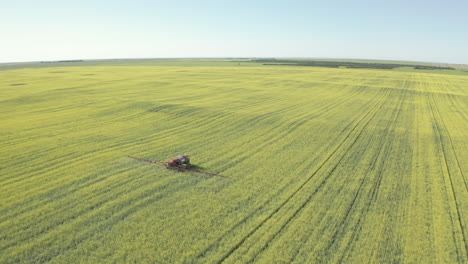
<box><xmin>1</xmin><ymin>0</ymin><xmax>467</xmax><ymax>64</ymax></box>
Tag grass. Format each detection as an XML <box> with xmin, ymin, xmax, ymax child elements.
<box><xmin>1</xmin><ymin>62</ymin><xmax>467</xmax><ymax>263</ymax></box>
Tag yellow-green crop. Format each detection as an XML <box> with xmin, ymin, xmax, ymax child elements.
<box><xmin>1</xmin><ymin>63</ymin><xmax>467</xmax><ymax>263</ymax></box>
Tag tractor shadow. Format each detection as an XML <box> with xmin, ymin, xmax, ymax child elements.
<box><xmin>170</xmin><ymin>164</ymin><xmax>205</xmax><ymax>172</ymax></box>
<box><xmin>189</xmin><ymin>164</ymin><xmax>206</xmax><ymax>170</ymax></box>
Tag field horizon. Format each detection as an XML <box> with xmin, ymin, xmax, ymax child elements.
<box><xmin>2</xmin><ymin>57</ymin><xmax>468</xmax><ymax>72</ymax></box>
<box><xmin>1</xmin><ymin>61</ymin><xmax>467</xmax><ymax>263</ymax></box>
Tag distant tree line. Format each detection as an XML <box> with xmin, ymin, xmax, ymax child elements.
<box><xmin>252</xmin><ymin>59</ymin><xmax>455</xmax><ymax>70</ymax></box>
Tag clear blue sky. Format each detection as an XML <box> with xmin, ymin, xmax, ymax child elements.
<box><xmin>1</xmin><ymin>0</ymin><xmax>467</xmax><ymax>64</ymax></box>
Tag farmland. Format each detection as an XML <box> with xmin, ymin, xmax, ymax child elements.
<box><xmin>1</xmin><ymin>61</ymin><xmax>467</xmax><ymax>263</ymax></box>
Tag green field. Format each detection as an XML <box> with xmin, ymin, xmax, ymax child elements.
<box><xmin>1</xmin><ymin>62</ymin><xmax>467</xmax><ymax>263</ymax></box>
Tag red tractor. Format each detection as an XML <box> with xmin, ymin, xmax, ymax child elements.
<box><xmin>166</xmin><ymin>154</ymin><xmax>192</xmax><ymax>169</ymax></box>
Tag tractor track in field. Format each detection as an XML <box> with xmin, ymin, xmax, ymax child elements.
<box><xmin>282</xmin><ymin>77</ymin><xmax>411</xmax><ymax>263</ymax></box>
<box><xmin>426</xmin><ymin>83</ymin><xmax>468</xmax><ymax>261</ymax></box>
<box><xmin>331</xmin><ymin>77</ymin><xmax>412</xmax><ymax>263</ymax></box>
<box><xmin>280</xmin><ymin>119</ymin><xmax>380</xmax><ymax>263</ymax></box>
<box><xmin>195</xmin><ymin>83</ymin><xmax>384</xmax><ymax>260</ymax></box>
<box><xmin>215</xmin><ymin>87</ymin><xmax>391</xmax><ymax>263</ymax></box>
<box><xmin>434</xmin><ymin>81</ymin><xmax>467</xmax><ymax>191</ymax></box>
